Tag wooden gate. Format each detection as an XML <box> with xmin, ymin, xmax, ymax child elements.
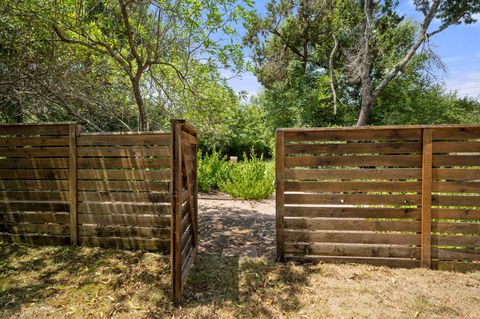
<box><xmin>276</xmin><ymin>124</ymin><xmax>480</xmax><ymax>271</ymax></box>
<box><xmin>171</xmin><ymin>119</ymin><xmax>199</xmax><ymax>304</ymax></box>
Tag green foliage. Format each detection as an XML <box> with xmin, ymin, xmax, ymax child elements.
<box><xmin>245</xmin><ymin>0</ymin><xmax>480</xmax><ymax>126</ymax></box>
<box><xmin>197</xmin><ymin>149</ymin><xmax>229</xmax><ymax>193</ymax></box>
<box><xmin>219</xmin><ymin>151</ymin><xmax>275</xmax><ymax>200</ymax></box>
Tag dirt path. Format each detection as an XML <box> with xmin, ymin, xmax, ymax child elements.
<box><xmin>197</xmin><ymin>193</ymin><xmax>276</xmax><ymax>259</ymax></box>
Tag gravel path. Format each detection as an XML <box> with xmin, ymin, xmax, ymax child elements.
<box><xmin>197</xmin><ymin>192</ymin><xmax>276</xmax><ymax>259</ymax></box>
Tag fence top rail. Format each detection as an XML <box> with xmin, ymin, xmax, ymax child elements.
<box><xmin>277</xmin><ymin>123</ymin><xmax>480</xmax><ymax>133</ymax></box>
<box><xmin>0</xmin><ymin>122</ymin><xmax>77</xmax><ymax>127</ymax></box>
<box><xmin>181</xmin><ymin>122</ymin><xmax>199</xmax><ymax>136</ymax></box>
<box><xmin>80</xmin><ymin>130</ymin><xmax>170</xmax><ymax>136</ymax></box>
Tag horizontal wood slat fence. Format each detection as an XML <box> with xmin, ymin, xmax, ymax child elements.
<box><xmin>0</xmin><ymin>120</ymin><xmax>198</xmax><ymax>303</ymax></box>
<box><xmin>276</xmin><ymin>124</ymin><xmax>480</xmax><ymax>271</ymax></box>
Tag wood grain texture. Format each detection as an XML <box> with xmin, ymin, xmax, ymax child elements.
<box><xmin>421</xmin><ymin>129</ymin><xmax>433</xmax><ymax>268</ymax></box>
<box><xmin>276</xmin><ymin>130</ymin><xmax>286</xmax><ymax>262</ymax></box>
<box><xmin>277</xmin><ymin>125</ymin><xmax>480</xmax><ymax>271</ymax></box>
<box><xmin>69</xmin><ymin>124</ymin><xmax>78</xmax><ymax>245</ymax></box>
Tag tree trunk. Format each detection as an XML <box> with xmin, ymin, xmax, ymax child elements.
<box><xmin>15</xmin><ymin>104</ymin><xmax>23</xmax><ymax>123</ymax></box>
<box><xmin>356</xmin><ymin>57</ymin><xmax>374</xmax><ymax>126</ymax></box>
<box><xmin>356</xmin><ymin>95</ymin><xmax>373</xmax><ymax>126</ymax></box>
<box><xmin>131</xmin><ymin>78</ymin><xmax>149</xmax><ymax>131</ymax></box>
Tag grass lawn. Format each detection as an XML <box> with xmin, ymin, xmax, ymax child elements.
<box><xmin>1</xmin><ymin>242</ymin><xmax>480</xmax><ymax>319</ymax></box>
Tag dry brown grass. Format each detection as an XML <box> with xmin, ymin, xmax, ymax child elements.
<box><xmin>2</xmin><ymin>242</ymin><xmax>480</xmax><ymax>319</ymax></box>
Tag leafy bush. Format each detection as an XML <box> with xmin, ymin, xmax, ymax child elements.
<box><xmin>219</xmin><ymin>152</ymin><xmax>275</xmax><ymax>200</ymax></box>
<box><xmin>197</xmin><ymin>149</ymin><xmax>229</xmax><ymax>193</ymax></box>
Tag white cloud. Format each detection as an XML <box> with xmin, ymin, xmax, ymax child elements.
<box><xmin>446</xmin><ymin>71</ymin><xmax>480</xmax><ymax>98</ymax></box>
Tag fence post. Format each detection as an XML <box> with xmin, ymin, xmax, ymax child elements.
<box><xmin>68</xmin><ymin>124</ymin><xmax>78</xmax><ymax>245</ymax></box>
<box><xmin>421</xmin><ymin>128</ymin><xmax>433</xmax><ymax>268</ymax></box>
<box><xmin>276</xmin><ymin>130</ymin><xmax>285</xmax><ymax>261</ymax></box>
<box><xmin>170</xmin><ymin>119</ymin><xmax>185</xmax><ymax>304</ymax></box>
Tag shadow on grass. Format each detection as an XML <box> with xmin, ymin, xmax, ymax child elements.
<box><xmin>198</xmin><ymin>203</ymin><xmax>275</xmax><ymax>258</ymax></box>
<box><xmin>0</xmin><ymin>242</ymin><xmax>171</xmax><ymax>318</ymax></box>
<box><xmin>181</xmin><ymin>256</ymin><xmax>314</xmax><ymax>318</ymax></box>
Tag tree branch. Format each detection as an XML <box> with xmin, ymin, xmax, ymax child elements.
<box><xmin>329</xmin><ymin>35</ymin><xmax>339</xmax><ymax>114</ymax></box>
<box><xmin>372</xmin><ymin>0</ymin><xmax>441</xmax><ymax>99</ymax></box>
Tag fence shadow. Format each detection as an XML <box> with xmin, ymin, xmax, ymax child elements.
<box><xmin>180</xmin><ymin>256</ymin><xmax>313</xmax><ymax>318</ymax></box>
<box><xmin>176</xmin><ymin>197</ymin><xmax>313</xmax><ymax>317</ymax></box>
<box><xmin>197</xmin><ymin>200</ymin><xmax>276</xmax><ymax>259</ymax></box>
<box><xmin>0</xmin><ymin>242</ymin><xmax>171</xmax><ymax>317</ymax></box>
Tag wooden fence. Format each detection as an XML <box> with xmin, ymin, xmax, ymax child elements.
<box><xmin>171</xmin><ymin>119</ymin><xmax>199</xmax><ymax>304</ymax></box>
<box><xmin>0</xmin><ymin>120</ymin><xmax>198</xmax><ymax>303</ymax></box>
<box><xmin>276</xmin><ymin>124</ymin><xmax>480</xmax><ymax>271</ymax></box>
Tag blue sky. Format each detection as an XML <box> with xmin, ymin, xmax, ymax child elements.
<box><xmin>227</xmin><ymin>1</ymin><xmax>480</xmax><ymax>99</ymax></box>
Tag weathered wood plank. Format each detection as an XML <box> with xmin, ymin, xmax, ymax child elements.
<box><xmin>0</xmin><ymin>136</ymin><xmax>69</xmax><ymax>146</ymax></box>
<box><xmin>181</xmin><ymin>131</ymin><xmax>197</xmax><ymax>145</ymax></box>
<box><xmin>0</xmin><ymin>125</ymin><xmax>69</xmax><ymax>136</ymax></box>
<box><xmin>77</xmin><ymin>134</ymin><xmax>170</xmax><ymax>146</ymax></box>
<box><xmin>284</xmin><ymin>218</ymin><xmax>420</xmax><ymax>232</ymax></box>
<box><xmin>0</xmin><ymin>158</ymin><xmax>69</xmax><ymax>169</ymax></box>
<box><xmin>0</xmin><ymin>191</ymin><xmax>68</xmax><ymax>201</ymax></box>
<box><xmin>0</xmin><ymin>179</ymin><xmax>69</xmax><ymax>190</ymax></box>
<box><xmin>0</xmin><ymin>233</ymin><xmax>70</xmax><ymax>246</ymax></box>
<box><xmin>432</xmin><ymin>195</ymin><xmax>480</xmax><ymax>207</ymax></box>
<box><xmin>77</xmin><ymin>180</ymin><xmax>169</xmax><ymax>192</ymax></box>
<box><xmin>285</xmin><ymin>142</ymin><xmax>421</xmax><ymax>155</ymax></box>
<box><xmin>286</xmin><ymin>168</ymin><xmax>421</xmax><ymax>180</ymax></box>
<box><xmin>284</xmin><ymin>207</ymin><xmax>421</xmax><ymax>219</ymax></box>
<box><xmin>172</xmin><ymin>119</ymin><xmax>184</xmax><ymax>304</ymax></box>
<box><xmin>69</xmin><ymin>124</ymin><xmax>78</xmax><ymax>245</ymax></box>
<box><xmin>432</xmin><ymin>155</ymin><xmax>480</xmax><ymax>166</ymax></box>
<box><xmin>78</xmin><ymin>225</ymin><xmax>170</xmax><ymax>239</ymax></box>
<box><xmin>433</xmin><ymin>141</ymin><xmax>480</xmax><ymax>153</ymax></box>
<box><xmin>78</xmin><ymin>236</ymin><xmax>169</xmax><ymax>252</ymax></box>
<box><xmin>78</xmin><ymin>191</ymin><xmax>170</xmax><ymax>203</ymax></box>
<box><xmin>433</xmin><ymin>168</ymin><xmax>480</xmax><ymax>180</ymax></box>
<box><xmin>432</xmin><ymin>248</ymin><xmax>480</xmax><ymax>261</ymax></box>
<box><xmin>77</xmin><ymin>213</ymin><xmax>170</xmax><ymax>227</ymax></box>
<box><xmin>432</xmin><ymin>208</ymin><xmax>480</xmax><ymax>220</ymax></box>
<box><xmin>285</xmin><ymin>255</ymin><xmax>420</xmax><ymax>268</ymax></box>
<box><xmin>284</xmin><ymin>230</ymin><xmax>420</xmax><ymax>245</ymax></box>
<box><xmin>0</xmin><ymin>223</ymin><xmax>69</xmax><ymax>235</ymax></box>
<box><xmin>285</xmin><ymin>242</ymin><xmax>420</xmax><ymax>258</ymax></box>
<box><xmin>77</xmin><ymin>169</ymin><xmax>171</xmax><ymax>181</ymax></box>
<box><xmin>77</xmin><ymin>157</ymin><xmax>171</xmax><ymax>169</ymax></box>
<box><xmin>276</xmin><ymin>130</ymin><xmax>286</xmax><ymax>261</ymax></box>
<box><xmin>285</xmin><ymin>181</ymin><xmax>421</xmax><ymax>193</ymax></box>
<box><xmin>0</xmin><ymin>169</ymin><xmax>69</xmax><ymax>180</ymax></box>
<box><xmin>432</xmin><ymin>235</ymin><xmax>480</xmax><ymax>247</ymax></box>
<box><xmin>284</xmin><ymin>128</ymin><xmax>422</xmax><ymax>142</ymax></box>
<box><xmin>0</xmin><ymin>212</ymin><xmax>69</xmax><ymax>224</ymax></box>
<box><xmin>421</xmin><ymin>128</ymin><xmax>433</xmax><ymax>268</ymax></box>
<box><xmin>77</xmin><ymin>146</ymin><xmax>171</xmax><ymax>157</ymax></box>
<box><xmin>285</xmin><ymin>155</ymin><xmax>422</xmax><ymax>168</ymax></box>
<box><xmin>0</xmin><ymin>201</ymin><xmax>69</xmax><ymax>212</ymax></box>
<box><xmin>285</xmin><ymin>193</ymin><xmax>421</xmax><ymax>206</ymax></box>
<box><xmin>432</xmin><ymin>182</ymin><xmax>480</xmax><ymax>193</ymax></box>
<box><xmin>0</xmin><ymin>147</ymin><xmax>69</xmax><ymax>158</ymax></box>
<box><xmin>432</xmin><ymin>127</ymin><xmax>480</xmax><ymax>139</ymax></box>
<box><xmin>77</xmin><ymin>202</ymin><xmax>171</xmax><ymax>215</ymax></box>
<box><xmin>432</xmin><ymin>222</ymin><xmax>480</xmax><ymax>234</ymax></box>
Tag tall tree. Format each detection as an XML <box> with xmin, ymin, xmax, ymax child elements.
<box><xmin>50</xmin><ymin>0</ymin><xmax>250</xmax><ymax>130</ymax></box>
<box><xmin>246</xmin><ymin>0</ymin><xmax>480</xmax><ymax>126</ymax></box>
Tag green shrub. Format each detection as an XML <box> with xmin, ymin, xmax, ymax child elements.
<box><xmin>197</xmin><ymin>149</ymin><xmax>229</xmax><ymax>193</ymax></box>
<box><xmin>219</xmin><ymin>152</ymin><xmax>275</xmax><ymax>200</ymax></box>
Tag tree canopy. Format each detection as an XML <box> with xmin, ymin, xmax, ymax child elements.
<box><xmin>1</xmin><ymin>0</ymin><xmax>479</xmax><ymax>157</ymax></box>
